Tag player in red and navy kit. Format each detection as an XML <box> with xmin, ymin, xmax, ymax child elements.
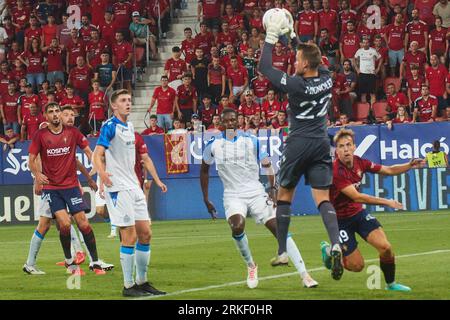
<box><xmin>321</xmin><ymin>129</ymin><xmax>425</xmax><ymax>292</ymax></box>
<box><xmin>28</xmin><ymin>103</ymin><xmax>105</xmax><ymax>275</ymax></box>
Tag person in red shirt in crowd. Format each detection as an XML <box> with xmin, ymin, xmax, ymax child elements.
<box><xmin>66</xmin><ymin>28</ymin><xmax>86</xmax><ymax>71</ymax></box>
<box><xmin>54</xmin><ymin>79</ymin><xmax>67</xmax><ymax>103</ymax></box>
<box><xmin>0</xmin><ymin>61</ymin><xmax>12</xmax><ymax>96</ymax></box>
<box><xmin>38</xmin><ymin>81</ymin><xmax>51</xmax><ymax>111</ymax></box>
<box><xmin>207</xmin><ymin>56</ymin><xmax>226</xmax><ymax>104</ymax></box>
<box><xmin>164</xmin><ymin>46</ymin><xmax>188</xmax><ymax>88</ymax></box>
<box><xmin>42</xmin><ymin>14</ymin><xmax>58</xmax><ymax>47</ymax></box>
<box><xmin>20</xmin><ymin>102</ymin><xmax>45</xmax><ymax>140</ymax></box>
<box><xmin>11</xmin><ymin>0</ymin><xmax>30</xmax><ymax>42</ymax></box>
<box><xmin>405</xmin><ymin>8</ymin><xmax>428</xmax><ymax>53</ymax></box>
<box><xmin>318</xmin><ymin>0</ymin><xmax>338</xmax><ymax>37</ymax></box>
<box><xmin>385</xmin><ymin>13</ymin><xmax>406</xmax><ymax>77</ymax></box>
<box><xmin>86</xmin><ymin>29</ymin><xmax>109</xmax><ymax>70</ymax></box>
<box><xmin>222</xmin><ymin>3</ymin><xmax>245</xmax><ymax>36</ymax></box>
<box><xmin>295</xmin><ymin>0</ymin><xmax>318</xmax><ymax>43</ymax></box>
<box><xmin>415</xmin><ymin>0</ymin><xmax>437</xmax><ymax>26</ymax></box>
<box><xmin>7</xmin><ymin>41</ymin><xmax>23</xmax><ymax>66</ymax></box>
<box><xmin>112</xmin><ymin>30</ymin><xmax>133</xmax><ymax>93</ymax></box>
<box><xmin>238</xmin><ymin>90</ymin><xmax>260</xmax><ymax>117</ymax></box>
<box><xmin>386</xmin><ymin>82</ymin><xmax>409</xmax><ymax>118</ymax></box>
<box><xmin>391</xmin><ymin>105</ymin><xmax>411</xmax><ymax>124</ymax></box>
<box><xmin>242</xmin><ymin>0</ymin><xmax>259</xmax><ymax>17</ymax></box>
<box><xmin>195</xmin><ymin>22</ymin><xmax>215</xmax><ymax>59</ymax></box>
<box><xmin>98</xmin><ymin>9</ymin><xmax>117</xmax><ymax>47</ymax></box>
<box><xmin>0</xmin><ymin>82</ymin><xmax>21</xmax><ymax>133</ymax></box>
<box><xmin>251</xmin><ymin>71</ymin><xmax>271</xmax><ymax>105</ymax></box>
<box><xmin>19</xmin><ymin>38</ymin><xmax>45</xmax><ymax>93</ymax></box>
<box><xmin>19</xmin><ymin>83</ymin><xmax>40</xmax><ymax>119</ymax></box>
<box><xmin>366</xmin><ymin>0</ymin><xmax>388</xmax><ymax>22</ymax></box>
<box><xmin>429</xmin><ymin>16</ymin><xmax>448</xmax><ymax>62</ymax></box>
<box><xmin>329</xmin><ymin>65</ymin><xmax>352</xmax><ymax>120</ymax></box>
<box><xmin>339</xmin><ymin>20</ymin><xmax>360</xmax><ymax>64</ymax></box>
<box><xmin>42</xmin><ymin>37</ymin><xmax>65</xmax><ymax>85</ymax></box>
<box><xmin>407</xmin><ymin>65</ymin><xmax>425</xmax><ymax>107</ymax></box>
<box><xmin>216</xmin><ymin>95</ymin><xmax>237</xmax><ymax>115</ymax></box>
<box><xmin>221</xmin><ymin>44</ymin><xmax>243</xmax><ymax>70</ymax></box>
<box><xmin>246</xmin><ymin>112</ymin><xmax>266</xmax><ymax>134</ymax></box>
<box><xmin>272</xmin><ymin>42</ymin><xmax>290</xmax><ymax>74</ymax></box>
<box><xmin>146</xmin><ymin>0</ymin><xmax>171</xmax><ymax>39</ymax></box>
<box><xmin>373</xmin><ymin>35</ymin><xmax>388</xmax><ymax>83</ymax></box>
<box><xmin>227</xmin><ymin>56</ymin><xmax>248</xmax><ymax>105</ymax></box>
<box><xmin>260</xmin><ymin>89</ymin><xmax>281</xmax><ymax>124</ymax></box>
<box><xmin>356</xmin><ymin>13</ymin><xmax>374</xmax><ymax>43</ymax></box>
<box><xmin>79</xmin><ymin>15</ymin><xmax>97</xmax><ymax>42</ymax></box>
<box><xmin>400</xmin><ymin>41</ymin><xmax>427</xmax><ymax>86</ymax></box>
<box><xmin>112</xmin><ymin>0</ymin><xmax>132</xmax><ymax>34</ymax></box>
<box><xmin>181</xmin><ymin>27</ymin><xmax>196</xmax><ymax>66</ymax></box>
<box><xmin>207</xmin><ymin>114</ymin><xmax>223</xmax><ymax>132</ymax></box>
<box><xmin>175</xmin><ymin>73</ymin><xmax>198</xmax><ymax>123</ymax></box>
<box><xmin>67</xmin><ymin>0</ymin><xmax>87</xmax><ymax>15</ymax></box>
<box><xmin>91</xmin><ymin>0</ymin><xmax>109</xmax><ymax>26</ymax></box>
<box><xmin>425</xmin><ymin>54</ymin><xmax>448</xmax><ymax>113</ymax></box>
<box><xmin>413</xmin><ymin>84</ymin><xmax>438</xmax><ymax>122</ymax></box>
<box><xmin>216</xmin><ymin>21</ymin><xmax>237</xmax><ymax>49</ymax></box>
<box><xmin>0</xmin><ymin>125</ymin><xmax>20</xmax><ymax>150</ymax></box>
<box><xmin>142</xmin><ymin>115</ymin><xmax>165</xmax><ymax>135</ymax></box>
<box><xmin>339</xmin><ymin>0</ymin><xmax>357</xmax><ymax>35</ymax></box>
<box><xmin>249</xmin><ymin>7</ymin><xmax>263</xmax><ymax>33</ymax></box>
<box><xmin>24</xmin><ymin>15</ymin><xmax>43</xmax><ymax>51</ymax></box>
<box><xmin>88</xmin><ymin>80</ymin><xmax>106</xmax><ymax>131</ymax></box>
<box><xmin>10</xmin><ymin>59</ymin><xmax>26</xmax><ymax>84</ymax></box>
<box><xmin>148</xmin><ymin>75</ymin><xmax>176</xmax><ymax>132</ymax></box>
<box><xmin>69</xmin><ymin>55</ymin><xmax>92</xmax><ymax>103</ymax></box>
<box><xmin>199</xmin><ymin>94</ymin><xmax>217</xmax><ymax>128</ymax></box>
<box><xmin>198</xmin><ymin>0</ymin><xmax>224</xmax><ymax>30</ymax></box>
<box><xmin>270</xmin><ymin>109</ymin><xmax>289</xmax><ymax>129</ymax></box>
<box><xmin>60</xmin><ymin>85</ymin><xmax>85</xmax><ymax>127</ymax></box>
<box><xmin>2</xmin><ymin>16</ymin><xmax>14</xmax><ymax>49</ymax></box>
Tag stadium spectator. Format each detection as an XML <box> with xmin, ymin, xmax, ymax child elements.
<box><xmin>112</xmin><ymin>0</ymin><xmax>133</xmax><ymax>36</ymax></box>
<box><xmin>165</xmin><ymin>46</ymin><xmax>187</xmax><ymax>89</ymax></box>
<box><xmin>42</xmin><ymin>37</ymin><xmax>65</xmax><ymax>85</ymax></box>
<box><xmin>35</xmin><ymin>0</ymin><xmax>57</xmax><ymax>25</ymax></box>
<box><xmin>175</xmin><ymin>73</ymin><xmax>198</xmax><ymax>124</ymax></box>
<box><xmin>433</xmin><ymin>0</ymin><xmax>450</xmax><ymax>28</ymax></box>
<box><xmin>181</xmin><ymin>27</ymin><xmax>196</xmax><ymax>66</ymax></box>
<box><xmin>249</xmin><ymin>27</ymin><xmax>262</xmax><ymax>51</ymax></box>
<box><xmin>199</xmin><ymin>94</ymin><xmax>216</xmax><ymax>128</ymax></box>
<box><xmin>386</xmin><ymin>82</ymin><xmax>409</xmax><ymax>117</ymax></box>
<box><xmin>66</xmin><ymin>28</ymin><xmax>86</xmax><ymax>71</ymax></box>
<box><xmin>356</xmin><ymin>13</ymin><xmax>374</xmax><ymax>43</ymax></box>
<box><xmin>98</xmin><ymin>9</ymin><xmax>116</xmax><ymax>47</ymax></box>
<box><xmin>146</xmin><ymin>0</ymin><xmax>171</xmax><ymax>39</ymax></box>
<box><xmin>38</xmin><ymin>81</ymin><xmax>51</xmax><ymax>111</ymax></box>
<box><xmin>400</xmin><ymin>41</ymin><xmax>427</xmax><ymax>87</ymax></box>
<box><xmin>112</xmin><ymin>30</ymin><xmax>133</xmax><ymax>93</ymax></box>
<box><xmin>10</xmin><ymin>59</ymin><xmax>26</xmax><ymax>84</ymax></box>
<box><xmin>318</xmin><ymin>0</ymin><xmax>338</xmax><ymax>37</ymax></box>
<box><xmin>373</xmin><ymin>35</ymin><xmax>389</xmax><ymax>84</ymax></box>
<box><xmin>206</xmin><ymin>114</ymin><xmax>223</xmax><ymax>132</ymax></box>
<box><xmin>238</xmin><ymin>89</ymin><xmax>259</xmax><ymax>117</ymax></box>
<box><xmin>11</xmin><ymin>0</ymin><xmax>30</xmax><ymax>47</ymax></box>
<box><xmin>330</xmin><ymin>65</ymin><xmax>352</xmax><ymax>120</ymax></box>
<box><xmin>88</xmin><ymin>80</ymin><xmax>106</xmax><ymax>131</ymax></box>
<box><xmin>0</xmin><ymin>125</ymin><xmax>19</xmax><ymax>150</ymax></box>
<box><xmin>197</xmin><ymin>0</ymin><xmax>223</xmax><ymax>31</ymax></box>
<box><xmin>0</xmin><ymin>82</ymin><xmax>20</xmax><ymax>134</ymax></box>
<box><xmin>251</xmin><ymin>71</ymin><xmax>270</xmax><ymax>105</ymax></box>
<box><xmin>0</xmin><ymin>18</ymin><xmax>8</xmax><ymax>62</ymax></box>
<box><xmin>413</xmin><ymin>84</ymin><xmax>438</xmax><ymax>122</ymax></box>
<box><xmin>6</xmin><ymin>41</ymin><xmax>22</xmax><ymax>66</ymax></box>
<box><xmin>385</xmin><ymin>13</ymin><xmax>406</xmax><ymax>77</ymax></box>
<box><xmin>68</xmin><ymin>55</ymin><xmax>92</xmax><ymax>104</ymax></box>
<box><xmin>270</xmin><ymin>110</ymin><xmax>289</xmax><ymax>129</ymax></box>
<box><xmin>129</xmin><ymin>11</ymin><xmax>158</xmax><ymax>61</ymax></box>
<box><xmin>91</xmin><ymin>0</ymin><xmax>109</xmax><ymax>26</ymax></box>
<box><xmin>339</xmin><ymin>20</ymin><xmax>360</xmax><ymax>64</ymax></box>
<box><xmin>86</xmin><ymin>29</ymin><xmax>109</xmax><ymax>70</ymax></box>
<box><xmin>2</xmin><ymin>16</ymin><xmax>14</xmax><ymax>49</ymax></box>
<box><xmin>20</xmin><ymin>102</ymin><xmax>44</xmax><ymax>141</ymax></box>
<box><xmin>246</xmin><ymin>113</ymin><xmax>266</xmax><ymax>134</ymax></box>
<box><xmin>79</xmin><ymin>14</ymin><xmax>97</xmax><ymax>42</ymax></box>
<box><xmin>354</xmin><ymin>38</ymin><xmax>381</xmax><ymax>105</ymax></box>
<box><xmin>227</xmin><ymin>55</ymin><xmax>249</xmax><ymax>105</ymax></box>
<box><xmin>272</xmin><ymin>42</ymin><xmax>290</xmax><ymax>74</ymax></box>
<box><xmin>60</xmin><ymin>85</ymin><xmax>85</xmax><ymax>127</ymax></box>
<box><xmin>54</xmin><ymin>78</ymin><xmax>67</xmax><ymax>102</ymax></box>
<box><xmin>339</xmin><ymin>0</ymin><xmax>357</xmax><ymax>35</ymax></box>
<box><xmin>18</xmin><ymin>83</ymin><xmax>39</xmax><ymax>119</ymax></box>
<box><xmin>207</xmin><ymin>56</ymin><xmax>226</xmax><ymax>104</ymax></box>
<box><xmin>222</xmin><ymin>3</ymin><xmax>245</xmax><ymax>36</ymax></box>
<box><xmin>19</xmin><ymin>37</ymin><xmax>45</xmax><ymax>93</ymax></box>
<box><xmin>149</xmin><ymin>75</ymin><xmax>176</xmax><ymax>132</ymax></box>
<box><xmin>429</xmin><ymin>16</ymin><xmax>448</xmax><ymax>62</ymax></box>
<box><xmin>142</xmin><ymin>115</ymin><xmax>165</xmax><ymax>135</ymax></box>
<box><xmin>405</xmin><ymin>8</ymin><xmax>428</xmax><ymax>52</ymax></box>
<box><xmin>425</xmin><ymin>54</ymin><xmax>448</xmax><ymax>114</ymax></box>
<box><xmin>217</xmin><ymin>95</ymin><xmax>237</xmax><ymax>115</ymax></box>
<box><xmin>260</xmin><ymin>88</ymin><xmax>282</xmax><ymax>124</ymax></box>
<box><xmin>57</xmin><ymin>13</ymin><xmax>72</xmax><ymax>47</ymax></box>
<box><xmin>24</xmin><ymin>15</ymin><xmax>43</xmax><ymax>52</ymax></box>
<box><xmin>406</xmin><ymin>64</ymin><xmax>425</xmax><ymax>107</ymax></box>
<box><xmin>0</xmin><ymin>61</ymin><xmax>11</xmax><ymax>95</ymax></box>
<box><xmin>94</xmin><ymin>52</ymin><xmax>117</xmax><ymax>95</ymax></box>
<box><xmin>191</xmin><ymin>47</ymin><xmax>209</xmax><ymax>102</ymax></box>
<box><xmin>295</xmin><ymin>0</ymin><xmax>319</xmax><ymax>43</ymax></box>
<box><xmin>392</xmin><ymin>105</ymin><xmax>411</xmax><ymax>123</ymax></box>
<box><xmin>415</xmin><ymin>0</ymin><xmax>438</xmax><ymax>26</ymax></box>
<box><xmin>217</xmin><ymin>21</ymin><xmax>237</xmax><ymax>49</ymax></box>
<box><xmin>319</xmin><ymin>28</ymin><xmax>339</xmax><ymax>67</ymax></box>
<box><xmin>194</xmin><ymin>22</ymin><xmax>215</xmax><ymax>59</ymax></box>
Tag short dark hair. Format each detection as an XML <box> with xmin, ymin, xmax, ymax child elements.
<box><xmin>150</xmin><ymin>115</ymin><xmax>157</xmax><ymax>120</ymax></box>
<box><xmin>61</xmin><ymin>105</ymin><xmax>74</xmax><ymax>112</ymax></box>
<box><xmin>172</xmin><ymin>46</ymin><xmax>181</xmax><ymax>53</ymax></box>
<box><xmin>45</xmin><ymin>102</ymin><xmax>61</xmax><ymax>112</ymax></box>
<box><xmin>184</xmin><ymin>27</ymin><xmax>192</xmax><ymax>32</ymax></box>
<box><xmin>296</xmin><ymin>43</ymin><xmax>322</xmax><ymax>70</ymax></box>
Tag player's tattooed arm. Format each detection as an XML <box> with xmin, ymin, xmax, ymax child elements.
<box><xmin>378</xmin><ymin>159</ymin><xmax>426</xmax><ymax>176</ymax></box>
<box><xmin>140</xmin><ymin>153</ymin><xmax>167</xmax><ymax>192</ymax></box>
<box><xmin>200</xmin><ymin>160</ymin><xmax>217</xmax><ymax>220</ymax></box>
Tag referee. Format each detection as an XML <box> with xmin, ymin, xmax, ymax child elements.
<box><xmin>258</xmin><ymin>10</ymin><xmax>344</xmax><ymax>280</ymax></box>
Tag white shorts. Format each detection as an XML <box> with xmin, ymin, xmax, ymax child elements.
<box><xmin>38</xmin><ymin>194</ymin><xmax>53</xmax><ymax>219</ymax></box>
<box><xmin>232</xmin><ymin>85</ymin><xmax>246</xmax><ymax>96</ymax></box>
<box><xmin>105</xmin><ymin>189</ymin><xmax>150</xmax><ymax>227</ymax></box>
<box><xmin>223</xmin><ymin>192</ymin><xmax>276</xmax><ymax>225</ymax></box>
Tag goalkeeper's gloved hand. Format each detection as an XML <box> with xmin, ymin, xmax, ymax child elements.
<box><xmin>265</xmin><ymin>24</ymin><xmax>281</xmax><ymax>45</ymax></box>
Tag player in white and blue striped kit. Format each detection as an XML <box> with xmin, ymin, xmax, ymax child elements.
<box><xmin>93</xmin><ymin>89</ymin><xmax>168</xmax><ymax>297</ymax></box>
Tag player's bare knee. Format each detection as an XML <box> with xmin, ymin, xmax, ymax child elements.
<box><xmin>231</xmin><ymin>223</ymin><xmax>245</xmax><ymax>236</ymax></box>
<box><xmin>137</xmin><ymin>230</ymin><xmax>151</xmax><ymax>244</ymax></box>
<box><xmin>378</xmin><ymin>242</ymin><xmax>393</xmax><ymax>257</ymax></box>
<box><xmin>59</xmin><ymin>222</ymin><xmax>71</xmax><ymax>235</ymax></box>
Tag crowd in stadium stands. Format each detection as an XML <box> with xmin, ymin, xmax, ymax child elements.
<box><xmin>0</xmin><ymin>0</ymin><xmax>449</xmax><ymax>148</ymax></box>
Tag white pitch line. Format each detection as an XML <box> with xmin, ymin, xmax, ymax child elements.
<box><xmin>131</xmin><ymin>249</ymin><xmax>450</xmax><ymax>300</ymax></box>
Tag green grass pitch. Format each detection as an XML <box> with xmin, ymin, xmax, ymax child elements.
<box><xmin>1</xmin><ymin>211</ymin><xmax>450</xmax><ymax>300</ymax></box>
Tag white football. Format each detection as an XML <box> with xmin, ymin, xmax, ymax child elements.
<box><xmin>262</xmin><ymin>8</ymin><xmax>291</xmax><ymax>32</ymax></box>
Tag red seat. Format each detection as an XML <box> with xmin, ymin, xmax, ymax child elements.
<box><xmin>372</xmin><ymin>101</ymin><xmax>389</xmax><ymax>121</ymax></box>
<box><xmin>353</xmin><ymin>102</ymin><xmax>370</xmax><ymax>122</ymax></box>
<box><xmin>384</xmin><ymin>77</ymin><xmax>401</xmax><ymax>93</ymax></box>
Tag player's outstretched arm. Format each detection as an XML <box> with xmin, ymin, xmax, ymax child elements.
<box><xmin>200</xmin><ymin>160</ymin><xmax>217</xmax><ymax>219</ymax></box>
<box><xmin>341</xmin><ymin>184</ymin><xmax>403</xmax><ymax>210</ymax></box>
<box><xmin>378</xmin><ymin>158</ymin><xmax>426</xmax><ymax>176</ymax></box>
<box><xmin>140</xmin><ymin>153</ymin><xmax>167</xmax><ymax>192</ymax></box>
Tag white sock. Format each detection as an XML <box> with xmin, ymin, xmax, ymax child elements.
<box><xmin>135</xmin><ymin>243</ymin><xmax>151</xmax><ymax>285</ymax></box>
<box><xmin>70</xmin><ymin>225</ymin><xmax>83</xmax><ymax>252</ymax></box>
<box><xmin>233</xmin><ymin>233</ymin><xmax>255</xmax><ymax>268</ymax></box>
<box><xmin>111</xmin><ymin>224</ymin><xmax>117</xmax><ymax>235</ymax></box>
<box><xmin>26</xmin><ymin>230</ymin><xmax>44</xmax><ymax>266</ymax></box>
<box><xmin>286</xmin><ymin>236</ymin><xmax>307</xmax><ymax>278</ymax></box>
<box><xmin>120</xmin><ymin>246</ymin><xmax>135</xmax><ymax>288</ymax></box>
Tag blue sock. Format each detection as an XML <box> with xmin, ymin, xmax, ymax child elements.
<box><xmin>135</xmin><ymin>242</ymin><xmax>151</xmax><ymax>285</ymax></box>
<box><xmin>120</xmin><ymin>246</ymin><xmax>135</xmax><ymax>288</ymax></box>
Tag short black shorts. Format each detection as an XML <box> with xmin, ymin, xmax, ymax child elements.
<box><xmin>358</xmin><ymin>73</ymin><xmax>377</xmax><ymax>94</ymax></box>
<box><xmin>43</xmin><ymin>187</ymin><xmax>90</xmax><ymax>215</ymax></box>
<box><xmin>338</xmin><ymin>209</ymin><xmax>382</xmax><ymax>257</ymax></box>
<box><xmin>117</xmin><ymin>67</ymin><xmax>132</xmax><ymax>81</ymax></box>
<box><xmin>278</xmin><ymin>136</ymin><xmax>332</xmax><ymax>189</ymax></box>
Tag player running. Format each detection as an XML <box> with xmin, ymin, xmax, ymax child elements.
<box><xmin>93</xmin><ymin>89</ymin><xmax>168</xmax><ymax>297</ymax></box>
<box><xmin>258</xmin><ymin>10</ymin><xmax>343</xmax><ymax>280</ymax></box>
<box><xmin>27</xmin><ymin>103</ymin><xmax>106</xmax><ymax>276</ymax></box>
<box><xmin>320</xmin><ymin>129</ymin><xmax>425</xmax><ymax>292</ymax></box>
<box><xmin>200</xmin><ymin>108</ymin><xmax>318</xmax><ymax>289</ymax></box>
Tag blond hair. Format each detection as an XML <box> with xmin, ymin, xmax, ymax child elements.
<box><xmin>333</xmin><ymin>128</ymin><xmax>355</xmax><ymax>145</ymax></box>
